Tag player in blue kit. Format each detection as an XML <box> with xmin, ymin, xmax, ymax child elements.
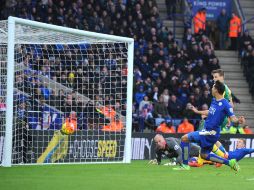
<box><xmin>181</xmin><ymin>81</ymin><xmax>241</xmax><ymax>171</ymax></box>
<box><xmin>188</xmin><ymin>138</ymin><xmax>254</xmax><ymax>167</ymax></box>
<box><xmin>227</xmin><ymin>138</ymin><xmax>254</xmax><ymax>161</ymax></box>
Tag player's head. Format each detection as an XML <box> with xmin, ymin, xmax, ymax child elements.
<box><xmin>212</xmin><ymin>69</ymin><xmax>224</xmax><ymax>82</ymax></box>
<box><xmin>154</xmin><ymin>134</ymin><xmax>166</xmax><ymax>149</ymax></box>
<box><xmin>236</xmin><ymin>138</ymin><xmax>246</xmax><ymax>149</ymax></box>
<box><xmin>212</xmin><ymin>81</ymin><xmax>225</xmax><ymax>97</ymax></box>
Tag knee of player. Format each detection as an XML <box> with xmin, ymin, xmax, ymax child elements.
<box><xmin>181</xmin><ymin>135</ymin><xmax>188</xmax><ymax>142</ymax></box>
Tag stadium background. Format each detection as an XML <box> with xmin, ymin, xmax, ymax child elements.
<box><xmin>0</xmin><ymin>1</ymin><xmax>254</xmax><ymax>190</ymax></box>
<box><xmin>0</xmin><ymin>0</ymin><xmax>254</xmax><ymax>161</ymax></box>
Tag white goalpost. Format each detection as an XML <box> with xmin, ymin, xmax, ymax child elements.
<box><xmin>0</xmin><ymin>16</ymin><xmax>134</xmax><ymax>166</ymax></box>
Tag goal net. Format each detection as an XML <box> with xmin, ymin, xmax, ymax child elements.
<box><xmin>0</xmin><ymin>17</ymin><xmax>133</xmax><ymax>166</ymax></box>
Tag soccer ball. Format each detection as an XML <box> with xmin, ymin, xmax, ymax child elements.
<box><xmin>61</xmin><ymin>122</ymin><xmax>76</xmax><ymax>135</ymax></box>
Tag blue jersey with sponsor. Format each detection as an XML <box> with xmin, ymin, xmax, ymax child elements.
<box><xmin>204</xmin><ymin>98</ymin><xmax>234</xmax><ymax>136</ymax></box>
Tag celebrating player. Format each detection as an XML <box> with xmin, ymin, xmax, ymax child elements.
<box><xmin>181</xmin><ymin>81</ymin><xmax>241</xmax><ymax>171</ymax></box>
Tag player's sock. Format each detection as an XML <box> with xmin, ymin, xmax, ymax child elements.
<box><xmin>181</xmin><ymin>142</ymin><xmax>189</xmax><ymax>165</ymax></box>
<box><xmin>206</xmin><ymin>153</ymin><xmax>229</xmax><ymax>165</ymax></box>
<box><xmin>218</xmin><ymin>144</ymin><xmax>226</xmax><ymax>154</ymax></box>
<box><xmin>212</xmin><ymin>144</ymin><xmax>226</xmax><ymax>158</ymax></box>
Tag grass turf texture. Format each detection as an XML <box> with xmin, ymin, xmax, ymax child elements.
<box><xmin>1</xmin><ymin>159</ymin><xmax>254</xmax><ymax>190</ymax></box>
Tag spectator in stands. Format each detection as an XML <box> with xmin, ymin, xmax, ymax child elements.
<box><xmin>183</xmin><ymin>28</ymin><xmax>193</xmax><ymax>49</ymax></box>
<box><xmin>40</xmin><ymin>83</ymin><xmax>51</xmax><ymax>101</ymax></box>
<box><xmin>139</xmin><ymin>96</ymin><xmax>151</xmax><ymax>114</ymax></box>
<box><xmin>156</xmin><ymin>120</ymin><xmax>176</xmax><ymax>133</ymax></box>
<box><xmin>168</xmin><ymin>94</ymin><xmax>183</xmax><ymax>118</ymax></box>
<box><xmin>200</xmin><ymin>89</ymin><xmax>212</xmax><ymax>106</ymax></box>
<box><xmin>217</xmin><ymin>8</ymin><xmax>229</xmax><ymax>50</ymax></box>
<box><xmin>209</xmin><ymin>57</ymin><xmax>220</xmax><ymax>72</ymax></box>
<box><xmin>15</xmin><ymin>100</ymin><xmax>30</xmax><ymax>163</ymax></box>
<box><xmin>165</xmin><ymin>0</ymin><xmax>177</xmax><ymax>20</ymax></box>
<box><xmin>4</xmin><ymin>0</ymin><xmax>245</xmax><ymax>133</ymax></box>
<box><xmin>182</xmin><ymin>103</ymin><xmax>199</xmax><ymax>120</ymax></box>
<box><xmin>238</xmin><ymin>116</ymin><xmax>253</xmax><ymax>134</ymax></box>
<box><xmin>152</xmin><ymin>86</ymin><xmax>159</xmax><ymax>102</ymax></box>
<box><xmin>161</xmin><ymin>89</ymin><xmax>170</xmax><ymax>106</ymax></box>
<box><xmin>193</xmin><ymin>59</ymin><xmax>208</xmax><ymax>77</ymax></box>
<box><xmin>0</xmin><ymin>97</ymin><xmax>6</xmax><ymax>127</ymax></box>
<box><xmin>177</xmin><ymin>117</ymin><xmax>194</xmax><ymax>133</ymax></box>
<box><xmin>193</xmin><ymin>8</ymin><xmax>206</xmax><ymax>34</ymax></box>
<box><xmin>135</xmin><ymin>85</ymin><xmax>146</xmax><ymax>107</ymax></box>
<box><xmin>178</xmin><ymin>80</ymin><xmax>190</xmax><ymax>106</ymax></box>
<box><xmin>49</xmin><ymin>89</ymin><xmax>60</xmax><ymax>110</ymax></box>
<box><xmin>199</xmin><ymin>35</ymin><xmax>214</xmax><ymax>51</ymax></box>
<box><xmin>153</xmin><ymin>95</ymin><xmax>170</xmax><ymax>126</ymax></box>
<box><xmin>229</xmin><ymin>13</ymin><xmax>241</xmax><ymax>50</ymax></box>
<box><xmin>239</xmin><ymin>30</ymin><xmax>253</xmax><ymax>54</ymax></box>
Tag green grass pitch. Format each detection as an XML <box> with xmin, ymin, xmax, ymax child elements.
<box><xmin>1</xmin><ymin>159</ymin><xmax>254</xmax><ymax>190</ymax></box>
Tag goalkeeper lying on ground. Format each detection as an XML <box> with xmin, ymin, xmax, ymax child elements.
<box><xmin>148</xmin><ymin>134</ymin><xmax>200</xmax><ymax>170</ymax></box>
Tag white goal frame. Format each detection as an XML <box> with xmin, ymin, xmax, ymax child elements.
<box><xmin>2</xmin><ymin>16</ymin><xmax>134</xmax><ymax>167</ymax></box>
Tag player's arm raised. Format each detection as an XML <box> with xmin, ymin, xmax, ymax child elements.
<box><xmin>190</xmin><ymin>105</ymin><xmax>209</xmax><ymax>116</ymax></box>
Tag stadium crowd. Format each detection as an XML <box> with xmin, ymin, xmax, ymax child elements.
<box><xmin>239</xmin><ymin>30</ymin><xmax>254</xmax><ymax>98</ymax></box>
<box><xmin>0</xmin><ymin>0</ymin><xmax>252</xmax><ymax>134</ymax></box>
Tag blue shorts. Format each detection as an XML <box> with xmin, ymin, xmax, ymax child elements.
<box><xmin>187</xmin><ymin>131</ymin><xmax>218</xmax><ymax>154</ymax></box>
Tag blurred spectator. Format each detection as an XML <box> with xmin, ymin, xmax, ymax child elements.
<box><xmin>239</xmin><ymin>116</ymin><xmax>253</xmax><ymax>134</ymax></box>
<box><xmin>177</xmin><ymin>80</ymin><xmax>190</xmax><ymax>106</ymax></box>
<box><xmin>229</xmin><ymin>13</ymin><xmax>241</xmax><ymax>50</ymax></box>
<box><xmin>193</xmin><ymin>8</ymin><xmax>206</xmax><ymax>34</ymax></box>
<box><xmin>139</xmin><ymin>96</ymin><xmax>150</xmax><ymax>113</ymax></box>
<box><xmin>200</xmin><ymin>90</ymin><xmax>212</xmax><ymax>106</ymax></box>
<box><xmin>165</xmin><ymin>0</ymin><xmax>177</xmax><ymax>20</ymax></box>
<box><xmin>0</xmin><ymin>97</ymin><xmax>6</xmax><ymax>127</ymax></box>
<box><xmin>217</xmin><ymin>8</ymin><xmax>229</xmax><ymax>50</ymax></box>
<box><xmin>182</xmin><ymin>103</ymin><xmax>199</xmax><ymax>120</ymax></box>
<box><xmin>155</xmin><ymin>120</ymin><xmax>176</xmax><ymax>133</ymax></box>
<box><xmin>199</xmin><ymin>35</ymin><xmax>214</xmax><ymax>51</ymax></box>
<box><xmin>177</xmin><ymin>117</ymin><xmax>194</xmax><ymax>133</ymax></box>
<box><xmin>153</xmin><ymin>95</ymin><xmax>170</xmax><ymax>126</ymax></box>
<box><xmin>161</xmin><ymin>89</ymin><xmax>170</xmax><ymax>106</ymax></box>
<box><xmin>135</xmin><ymin>85</ymin><xmax>146</xmax><ymax>106</ymax></box>
<box><xmin>1</xmin><ymin>0</ymin><xmax>237</xmax><ymax>132</ymax></box>
<box><xmin>168</xmin><ymin>94</ymin><xmax>183</xmax><ymax>118</ymax></box>
<box><xmin>239</xmin><ymin>30</ymin><xmax>253</xmax><ymax>53</ymax></box>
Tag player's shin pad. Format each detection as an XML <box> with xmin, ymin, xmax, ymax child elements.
<box><xmin>181</xmin><ymin>142</ymin><xmax>190</xmax><ymax>165</ymax></box>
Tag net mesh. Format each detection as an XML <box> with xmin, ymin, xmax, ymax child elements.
<box><xmin>0</xmin><ymin>20</ymin><xmax>129</xmax><ymax>164</ymax></box>
<box><xmin>0</xmin><ymin>44</ymin><xmax>7</xmax><ymax>165</ymax></box>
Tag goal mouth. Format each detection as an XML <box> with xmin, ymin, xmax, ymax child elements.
<box><xmin>0</xmin><ymin>17</ymin><xmax>134</xmax><ymax>166</ymax></box>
